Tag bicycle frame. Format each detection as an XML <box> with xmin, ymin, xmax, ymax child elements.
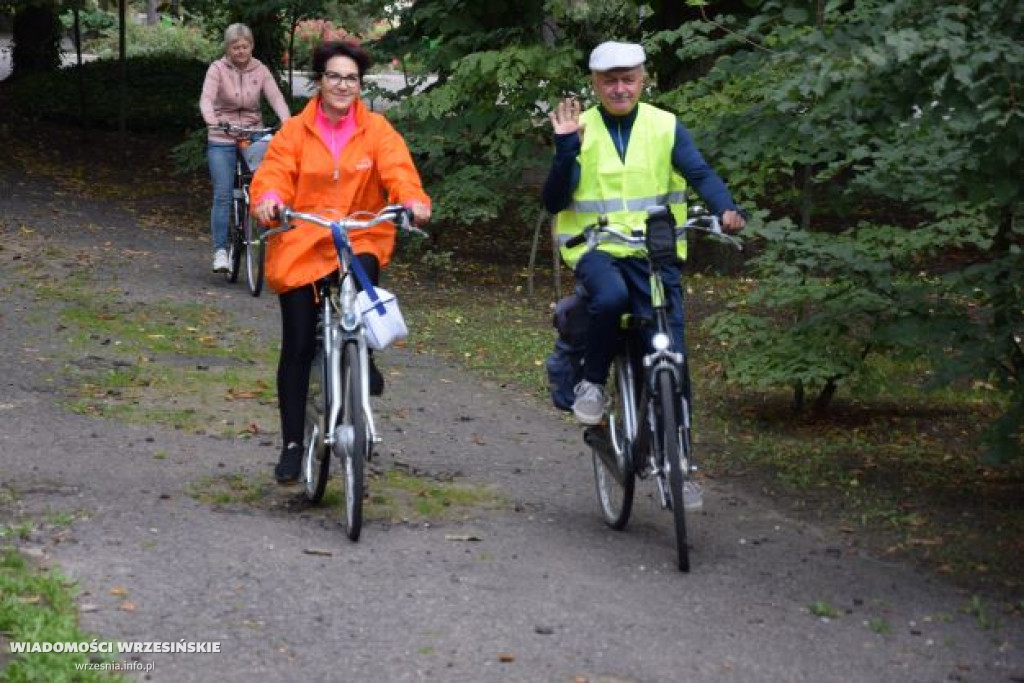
<box><xmin>317</xmin><ymin>255</ymin><xmax>377</xmax><ymax>456</ymax></box>
<box><xmin>270</xmin><ymin>206</ymin><xmax>416</xmax><ymax>451</ymax></box>
<box><xmin>608</xmin><ymin>265</ymin><xmax>689</xmax><ymax>498</ymax></box>
<box><xmin>576</xmin><ymin>206</ymin><xmax>742</xmax><ymax>570</ymax></box>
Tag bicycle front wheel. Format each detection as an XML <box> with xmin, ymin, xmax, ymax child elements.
<box><xmin>591</xmin><ymin>358</ymin><xmax>635</xmax><ymax>529</ymax></box>
<box><xmin>243</xmin><ymin>211</ymin><xmax>265</xmax><ymax>297</ymax></box>
<box><xmin>338</xmin><ymin>341</ymin><xmax>368</xmax><ymax>541</ymax></box>
<box><xmin>658</xmin><ymin>369</ymin><xmax>690</xmax><ymax>572</ymax></box>
<box><xmin>302</xmin><ymin>345</ymin><xmax>330</xmax><ymax>502</ymax></box>
<box><xmin>226</xmin><ymin>198</ymin><xmax>244</xmax><ymax>283</ymax></box>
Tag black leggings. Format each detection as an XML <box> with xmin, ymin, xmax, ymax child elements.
<box><xmin>277</xmin><ymin>253</ymin><xmax>380</xmax><ymax>446</ymax></box>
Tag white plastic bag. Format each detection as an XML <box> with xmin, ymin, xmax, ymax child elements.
<box><xmin>241</xmin><ymin>134</ymin><xmax>272</xmax><ymax>171</ymax></box>
<box><xmin>356</xmin><ymin>288</ymin><xmax>408</xmax><ymax>350</ymax></box>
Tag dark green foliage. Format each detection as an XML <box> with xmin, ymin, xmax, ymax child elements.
<box><xmin>674</xmin><ymin>0</ymin><xmax>1024</xmax><ymax>459</ymax></box>
<box><xmin>7</xmin><ymin>55</ymin><xmax>209</xmax><ymax>131</ymax></box>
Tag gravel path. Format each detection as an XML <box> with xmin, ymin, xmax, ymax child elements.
<box><xmin>1</xmin><ymin>148</ymin><xmax>1022</xmax><ymax>683</ymax></box>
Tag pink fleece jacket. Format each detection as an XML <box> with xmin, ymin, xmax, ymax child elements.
<box><xmin>200</xmin><ymin>56</ymin><xmax>291</xmax><ymax>143</ymax></box>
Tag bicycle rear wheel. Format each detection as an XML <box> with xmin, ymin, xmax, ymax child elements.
<box><xmin>226</xmin><ymin>198</ymin><xmax>244</xmax><ymax>283</ymax></box>
<box><xmin>302</xmin><ymin>344</ymin><xmax>330</xmax><ymax>502</ymax></box>
<box><xmin>338</xmin><ymin>341</ymin><xmax>367</xmax><ymax>541</ymax></box>
<box><xmin>591</xmin><ymin>357</ymin><xmax>635</xmax><ymax>529</ymax></box>
<box><xmin>657</xmin><ymin>369</ymin><xmax>690</xmax><ymax>572</ymax></box>
<box><xmin>243</xmin><ymin>210</ymin><xmax>265</xmax><ymax>297</ymax></box>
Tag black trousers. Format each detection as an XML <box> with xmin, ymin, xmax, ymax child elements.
<box><xmin>276</xmin><ymin>253</ymin><xmax>380</xmax><ymax>446</ymax></box>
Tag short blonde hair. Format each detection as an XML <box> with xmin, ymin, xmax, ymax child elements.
<box><xmin>223</xmin><ymin>23</ymin><xmax>253</xmax><ymax>51</ymax></box>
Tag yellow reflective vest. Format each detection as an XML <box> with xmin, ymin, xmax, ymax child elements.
<box><xmin>555</xmin><ymin>103</ymin><xmax>688</xmax><ymax>268</ymax></box>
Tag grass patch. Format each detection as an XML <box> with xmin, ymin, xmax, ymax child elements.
<box><xmin>185</xmin><ymin>466</ymin><xmax>504</xmax><ymax>524</ymax></box>
<box><xmin>867</xmin><ymin>617</ymin><xmax>891</xmax><ymax>634</ymax></box>
<box><xmin>0</xmin><ymin>550</ymin><xmax>120</xmax><ymax>681</ymax></box>
<box><xmin>186</xmin><ymin>472</ymin><xmax>271</xmax><ymax>507</ymax></box>
<box><xmin>809</xmin><ymin>601</ymin><xmax>840</xmax><ymax>619</ymax></box>
<box><xmin>6</xmin><ymin>241</ymin><xmax>278</xmax><ymax>437</ymax></box>
<box><xmin>360</xmin><ymin>469</ymin><xmax>504</xmax><ymax>523</ymax></box>
<box><xmin>398</xmin><ymin>283</ymin><xmax>553</xmax><ymax>395</ymax></box>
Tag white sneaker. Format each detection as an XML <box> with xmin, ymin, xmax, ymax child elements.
<box><xmin>683</xmin><ymin>481</ymin><xmax>704</xmax><ymax>511</ymax></box>
<box><xmin>212</xmin><ymin>249</ymin><xmax>230</xmax><ymax>273</ymax></box>
<box><xmin>572</xmin><ymin>380</ymin><xmax>606</xmax><ymax>425</ymax></box>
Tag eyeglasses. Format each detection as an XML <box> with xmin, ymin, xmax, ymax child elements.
<box><xmin>322</xmin><ymin>71</ymin><xmax>360</xmax><ymax>88</ymax></box>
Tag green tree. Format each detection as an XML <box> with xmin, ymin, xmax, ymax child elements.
<box><xmin>672</xmin><ymin>0</ymin><xmax>1023</xmax><ymax>460</ymax></box>
<box><xmin>369</xmin><ymin>0</ymin><xmax>577</xmax><ymax>233</ymax></box>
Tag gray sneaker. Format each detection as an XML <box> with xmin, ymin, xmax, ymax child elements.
<box><xmin>683</xmin><ymin>481</ymin><xmax>704</xmax><ymax>511</ymax></box>
<box><xmin>572</xmin><ymin>380</ymin><xmax>606</xmax><ymax>425</ymax></box>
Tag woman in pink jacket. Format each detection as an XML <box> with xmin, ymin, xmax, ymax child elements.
<box><xmin>200</xmin><ymin>23</ymin><xmax>291</xmax><ymax>273</ymax></box>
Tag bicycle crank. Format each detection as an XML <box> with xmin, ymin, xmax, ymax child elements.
<box><xmin>584</xmin><ymin>426</ymin><xmax>629</xmax><ymax>486</ymax></box>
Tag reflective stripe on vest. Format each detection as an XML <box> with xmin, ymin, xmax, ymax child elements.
<box><xmin>555</xmin><ymin>103</ymin><xmax>688</xmax><ymax>268</ymax></box>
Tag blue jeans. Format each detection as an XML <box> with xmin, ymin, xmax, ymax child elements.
<box><xmin>207</xmin><ymin>143</ymin><xmax>237</xmax><ymax>252</ymax></box>
<box><xmin>574</xmin><ymin>251</ymin><xmax>685</xmax><ymax>386</ymax></box>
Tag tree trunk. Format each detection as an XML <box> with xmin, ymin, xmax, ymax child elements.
<box><xmin>118</xmin><ymin>0</ymin><xmax>127</xmax><ymax>152</ymax></box>
<box><xmin>813</xmin><ymin>378</ymin><xmax>838</xmax><ymax>414</ymax></box>
<box><xmin>11</xmin><ymin>2</ymin><xmax>62</xmax><ymax>79</ymax></box>
<box><xmin>147</xmin><ymin>0</ymin><xmax>159</xmax><ymax>26</ymax></box>
<box><xmin>73</xmin><ymin>7</ymin><xmax>86</xmax><ymax>128</ymax></box>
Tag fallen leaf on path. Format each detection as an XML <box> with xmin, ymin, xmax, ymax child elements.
<box><xmin>498</xmin><ymin>653</ymin><xmax>515</xmax><ymax>663</ymax></box>
<box><xmin>445</xmin><ymin>534</ymin><xmax>482</xmax><ymax>542</ymax></box>
<box><xmin>302</xmin><ymin>548</ymin><xmax>334</xmax><ymax>556</ymax></box>
<box><xmin>228</xmin><ymin>388</ymin><xmax>263</xmax><ymax>400</ymax></box>
<box><xmin>908</xmin><ymin>537</ymin><xmax>943</xmax><ymax>546</ymax></box>
<box><xmin>109</xmin><ymin>586</ymin><xmax>129</xmax><ymax>597</ymax></box>
<box><xmin>119</xmin><ymin>601</ymin><xmax>137</xmax><ymax>612</ymax></box>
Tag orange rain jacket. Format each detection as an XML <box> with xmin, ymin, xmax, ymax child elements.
<box><xmin>250</xmin><ymin>95</ymin><xmax>431</xmax><ymax>294</ymax></box>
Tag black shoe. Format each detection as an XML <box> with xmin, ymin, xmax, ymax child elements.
<box><xmin>274</xmin><ymin>444</ymin><xmax>303</xmax><ymax>484</ymax></box>
<box><xmin>369</xmin><ymin>356</ymin><xmax>384</xmax><ymax>396</ymax></box>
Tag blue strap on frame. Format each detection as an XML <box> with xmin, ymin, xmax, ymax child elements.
<box><xmin>331</xmin><ymin>222</ymin><xmax>386</xmax><ymax>315</ymax></box>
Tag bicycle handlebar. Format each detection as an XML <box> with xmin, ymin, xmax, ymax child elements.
<box><xmin>211</xmin><ymin>122</ymin><xmax>277</xmax><ymax>137</ymax></box>
<box><xmin>565</xmin><ymin>206</ymin><xmax>743</xmax><ymax>252</ymax></box>
<box><xmin>265</xmin><ymin>205</ymin><xmax>427</xmax><ymax>240</ymax></box>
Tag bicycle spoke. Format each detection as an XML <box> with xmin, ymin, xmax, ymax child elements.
<box><xmin>302</xmin><ymin>346</ymin><xmax>330</xmax><ymax>502</ymax></box>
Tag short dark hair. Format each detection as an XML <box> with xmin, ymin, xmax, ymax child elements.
<box><xmin>312</xmin><ymin>40</ymin><xmax>371</xmax><ymax>81</ymax></box>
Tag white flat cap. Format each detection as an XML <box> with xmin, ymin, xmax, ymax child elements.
<box><xmin>589</xmin><ymin>41</ymin><xmax>646</xmax><ymax>72</ymax></box>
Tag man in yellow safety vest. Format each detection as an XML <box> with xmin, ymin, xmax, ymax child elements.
<box><xmin>543</xmin><ymin>41</ymin><xmax>745</xmax><ymax>509</ymax></box>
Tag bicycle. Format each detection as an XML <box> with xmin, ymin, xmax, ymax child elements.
<box><xmin>264</xmin><ymin>204</ymin><xmax>424</xmax><ymax>541</ymax></box>
<box><xmin>213</xmin><ymin>122</ymin><xmax>276</xmax><ymax>296</ymax></box>
<box><xmin>565</xmin><ymin>205</ymin><xmax>742</xmax><ymax>572</ymax></box>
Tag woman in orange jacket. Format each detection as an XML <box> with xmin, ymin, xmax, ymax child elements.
<box><xmin>252</xmin><ymin>40</ymin><xmax>431</xmax><ymax>484</ymax></box>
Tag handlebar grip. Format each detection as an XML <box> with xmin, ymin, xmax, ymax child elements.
<box><xmin>400</xmin><ymin>207</ymin><xmax>415</xmax><ymax>228</ymax></box>
<box><xmin>564</xmin><ymin>232</ymin><xmax>587</xmax><ymax>249</ymax></box>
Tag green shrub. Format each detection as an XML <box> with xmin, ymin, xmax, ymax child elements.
<box><xmin>73</xmin><ymin>13</ymin><xmax>219</xmax><ymax>61</ymax></box>
<box><xmin>8</xmin><ymin>55</ymin><xmax>209</xmax><ymax>131</ymax></box>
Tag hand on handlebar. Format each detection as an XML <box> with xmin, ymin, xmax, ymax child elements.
<box><xmin>406</xmin><ymin>201</ymin><xmax>431</xmax><ymax>226</ymax></box>
<box><xmin>721</xmin><ymin>209</ymin><xmax>745</xmax><ymax>234</ymax></box>
<box><xmin>254</xmin><ymin>198</ymin><xmax>284</xmax><ymax>224</ymax></box>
